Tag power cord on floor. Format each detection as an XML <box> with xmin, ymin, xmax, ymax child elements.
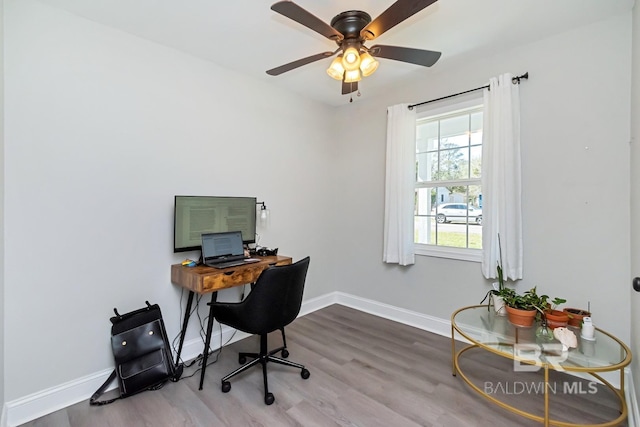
<box><xmin>170</xmin><ymin>289</ymin><xmax>239</xmax><ymax>381</ymax></box>
<box><xmin>171</xmin><ymin>289</ymin><xmax>203</xmax><ymax>367</ymax></box>
<box><xmin>179</xmin><ymin>323</ymin><xmax>239</xmax><ymax>380</ymax></box>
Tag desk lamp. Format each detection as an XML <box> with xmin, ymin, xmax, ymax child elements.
<box><xmin>257</xmin><ymin>201</ymin><xmax>270</xmax><ymax>227</ymax></box>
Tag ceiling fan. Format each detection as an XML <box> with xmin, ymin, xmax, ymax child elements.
<box><xmin>266</xmin><ymin>0</ymin><xmax>442</xmax><ymax>95</ymax></box>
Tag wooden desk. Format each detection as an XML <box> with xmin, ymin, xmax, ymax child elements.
<box><xmin>171</xmin><ymin>255</ymin><xmax>292</xmax><ymax>294</ymax></box>
<box><xmin>171</xmin><ymin>255</ymin><xmax>293</xmax><ymax>389</ymax></box>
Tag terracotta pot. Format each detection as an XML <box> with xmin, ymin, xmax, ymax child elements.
<box><xmin>505</xmin><ymin>306</ymin><xmax>537</xmax><ymax>327</ymax></box>
<box><xmin>544</xmin><ymin>309</ymin><xmax>570</xmax><ymax>329</ymax></box>
<box><xmin>563</xmin><ymin>308</ymin><xmax>591</xmax><ymax>327</ymax></box>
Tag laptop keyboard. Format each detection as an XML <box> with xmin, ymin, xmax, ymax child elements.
<box><xmin>210</xmin><ymin>260</ymin><xmax>247</xmax><ymax>269</ymax></box>
<box><xmin>208</xmin><ymin>259</ymin><xmax>259</xmax><ymax>269</ymax></box>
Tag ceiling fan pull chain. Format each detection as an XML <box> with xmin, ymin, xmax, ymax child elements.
<box><xmin>349</xmin><ymin>87</ymin><xmax>362</xmax><ymax>103</ymax></box>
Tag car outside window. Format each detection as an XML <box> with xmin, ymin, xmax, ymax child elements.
<box><xmin>414</xmin><ymin>100</ymin><xmax>483</xmax><ymax>261</ymax></box>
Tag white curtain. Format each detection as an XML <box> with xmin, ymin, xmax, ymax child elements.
<box><xmin>481</xmin><ymin>73</ymin><xmax>523</xmax><ymax>280</ymax></box>
<box><xmin>383</xmin><ymin>104</ymin><xmax>416</xmax><ymax>266</ymax></box>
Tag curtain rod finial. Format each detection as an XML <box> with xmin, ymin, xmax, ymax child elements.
<box><xmin>512</xmin><ymin>72</ymin><xmax>529</xmax><ymax>84</ymax></box>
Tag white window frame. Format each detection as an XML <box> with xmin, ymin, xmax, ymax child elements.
<box><xmin>414</xmin><ymin>96</ymin><xmax>484</xmax><ymax>262</ymax></box>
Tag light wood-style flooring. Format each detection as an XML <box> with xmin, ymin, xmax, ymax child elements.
<box><xmin>20</xmin><ymin>304</ymin><xmax>627</xmax><ymax>426</ymax></box>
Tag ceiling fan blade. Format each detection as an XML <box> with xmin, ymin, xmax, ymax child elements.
<box><xmin>342</xmin><ymin>80</ymin><xmax>358</xmax><ymax>95</ymax></box>
<box><xmin>369</xmin><ymin>45</ymin><xmax>441</xmax><ymax>67</ymax></box>
<box><xmin>271</xmin><ymin>1</ymin><xmax>343</xmax><ymax>41</ymax></box>
<box><xmin>266</xmin><ymin>51</ymin><xmax>335</xmax><ymax>76</ymax></box>
<box><xmin>361</xmin><ymin>0</ymin><xmax>438</xmax><ymax>41</ymax></box>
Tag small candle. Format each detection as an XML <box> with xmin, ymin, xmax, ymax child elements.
<box><xmin>582</xmin><ymin>317</ymin><xmax>595</xmax><ymax>339</ymax></box>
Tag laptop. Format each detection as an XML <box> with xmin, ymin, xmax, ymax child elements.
<box><xmin>201</xmin><ymin>231</ymin><xmax>260</xmax><ymax>269</ymax></box>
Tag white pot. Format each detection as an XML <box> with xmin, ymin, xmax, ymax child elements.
<box><xmin>491</xmin><ymin>294</ymin><xmax>507</xmax><ymax>316</ymax></box>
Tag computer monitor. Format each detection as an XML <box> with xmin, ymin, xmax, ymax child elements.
<box><xmin>173</xmin><ymin>195</ymin><xmax>257</xmax><ymax>252</ymax></box>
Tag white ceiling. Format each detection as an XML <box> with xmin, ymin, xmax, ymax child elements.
<box><xmin>35</xmin><ymin>0</ymin><xmax>634</xmax><ymax>106</ymax></box>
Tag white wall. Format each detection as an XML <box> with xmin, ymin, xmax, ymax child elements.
<box><xmin>630</xmin><ymin>0</ymin><xmax>640</xmax><ymax>408</ymax></box>
<box><xmin>4</xmin><ymin>0</ymin><xmax>338</xmax><ymax>402</ymax></box>
<box><xmin>0</xmin><ymin>0</ymin><xmax>6</xmax><ymax>422</ymax></box>
<box><xmin>331</xmin><ymin>14</ymin><xmax>632</xmax><ymax>342</ymax></box>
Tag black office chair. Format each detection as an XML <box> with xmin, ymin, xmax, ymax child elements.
<box><xmin>209</xmin><ymin>256</ymin><xmax>311</xmax><ymax>405</ymax></box>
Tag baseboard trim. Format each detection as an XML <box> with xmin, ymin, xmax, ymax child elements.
<box><xmin>332</xmin><ymin>291</ymin><xmax>452</xmax><ymax>337</ymax></box>
<box><xmin>2</xmin><ymin>292</ymin><xmax>339</xmax><ymax>427</ymax></box>
<box><xmin>5</xmin><ymin>368</ymin><xmax>114</xmax><ymax>427</ymax></box>
<box><xmin>627</xmin><ymin>369</ymin><xmax>640</xmax><ymax>427</ymax></box>
<box><xmin>3</xmin><ymin>291</ymin><xmax>637</xmax><ymax>427</ymax></box>
<box><xmin>1</xmin><ymin>403</ymin><xmax>7</xmax><ymax>427</ymax></box>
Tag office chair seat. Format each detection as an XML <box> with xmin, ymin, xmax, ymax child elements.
<box><xmin>209</xmin><ymin>256</ymin><xmax>311</xmax><ymax>405</ymax></box>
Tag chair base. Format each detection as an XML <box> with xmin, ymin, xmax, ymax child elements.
<box><xmin>279</xmin><ymin>327</ymin><xmax>290</xmax><ymax>359</ymax></box>
<box><xmin>220</xmin><ymin>334</ymin><xmax>310</xmax><ymax>405</ymax></box>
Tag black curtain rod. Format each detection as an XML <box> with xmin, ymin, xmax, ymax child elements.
<box><xmin>408</xmin><ymin>72</ymin><xmax>529</xmax><ymax>110</ymax></box>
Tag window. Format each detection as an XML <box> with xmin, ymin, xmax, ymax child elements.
<box><xmin>414</xmin><ymin>100</ymin><xmax>483</xmax><ymax>261</ymax></box>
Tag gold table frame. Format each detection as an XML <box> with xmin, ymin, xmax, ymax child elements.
<box><xmin>451</xmin><ymin>305</ymin><xmax>632</xmax><ymax>427</ymax></box>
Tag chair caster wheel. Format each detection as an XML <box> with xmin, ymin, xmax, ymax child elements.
<box><xmin>238</xmin><ymin>355</ymin><xmax>246</xmax><ymax>364</ymax></box>
<box><xmin>281</xmin><ymin>349</ymin><xmax>289</xmax><ymax>358</ymax></box>
<box><xmin>265</xmin><ymin>392</ymin><xmax>275</xmax><ymax>405</ymax></box>
<box><xmin>301</xmin><ymin>368</ymin><xmax>310</xmax><ymax>379</ymax></box>
<box><xmin>221</xmin><ymin>381</ymin><xmax>231</xmax><ymax>393</ymax></box>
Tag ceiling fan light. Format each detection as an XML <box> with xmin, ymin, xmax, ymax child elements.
<box><xmin>343</xmin><ymin>69</ymin><xmax>361</xmax><ymax>83</ymax></box>
<box><xmin>326</xmin><ymin>56</ymin><xmax>345</xmax><ymax>81</ymax></box>
<box><xmin>359</xmin><ymin>52</ymin><xmax>379</xmax><ymax>77</ymax></box>
<box><xmin>341</xmin><ymin>47</ymin><xmax>361</xmax><ymax>71</ymax></box>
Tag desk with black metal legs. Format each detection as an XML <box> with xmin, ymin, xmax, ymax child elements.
<box><xmin>170</xmin><ymin>255</ymin><xmax>292</xmax><ymax>390</ymax></box>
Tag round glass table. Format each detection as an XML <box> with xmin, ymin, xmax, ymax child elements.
<box><xmin>451</xmin><ymin>305</ymin><xmax>632</xmax><ymax>427</ymax></box>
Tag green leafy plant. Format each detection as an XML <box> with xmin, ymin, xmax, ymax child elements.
<box><xmin>504</xmin><ymin>287</ymin><xmax>566</xmax><ymax>324</ymax></box>
<box><xmin>495</xmin><ymin>234</ymin><xmax>506</xmax><ymax>294</ymax></box>
<box><xmin>549</xmin><ymin>297</ymin><xmax>567</xmax><ymax>310</ymax></box>
<box><xmin>496</xmin><ymin>262</ymin><xmax>505</xmax><ymax>292</ymax></box>
<box><xmin>481</xmin><ymin>235</ymin><xmax>512</xmax><ymax>308</ymax></box>
<box><xmin>502</xmin><ymin>286</ymin><xmax>548</xmax><ymax>314</ymax></box>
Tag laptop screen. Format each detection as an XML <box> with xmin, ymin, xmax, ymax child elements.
<box><xmin>201</xmin><ymin>231</ymin><xmax>244</xmax><ymax>262</ymax></box>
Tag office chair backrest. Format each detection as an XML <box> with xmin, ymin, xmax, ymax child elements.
<box><xmin>243</xmin><ymin>256</ymin><xmax>310</xmax><ymax>335</ymax></box>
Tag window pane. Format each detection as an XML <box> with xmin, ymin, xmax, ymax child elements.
<box><xmin>470</xmin><ymin>129</ymin><xmax>482</xmax><ymax>146</ymax></box>
<box><xmin>470</xmin><ymin>111</ymin><xmax>483</xmax><ymax>133</ymax></box>
<box><xmin>470</xmin><ymin>112</ymin><xmax>483</xmax><ymax>146</ymax></box>
<box><xmin>415</xmin><ymin>186</ymin><xmax>483</xmax><ymax>249</ymax></box>
<box><xmin>414</xmin><ymin>105</ymin><xmax>482</xmax><ymax>252</ymax></box>
<box><xmin>416</xmin><ymin>151</ymin><xmax>438</xmax><ymax>182</ymax></box>
<box><xmin>436</xmin><ymin>186</ymin><xmax>481</xmax><ymax>249</ymax></box>
<box><xmin>435</xmin><ymin>147</ymin><xmax>467</xmax><ymax>181</ymax></box>
<box><xmin>415</xmin><ymin>187</ymin><xmax>435</xmax><ymax>216</ymax></box>
<box><xmin>416</xmin><ymin>121</ymin><xmax>438</xmax><ymax>152</ymax></box>
<box><xmin>469</xmin><ymin>184</ymin><xmax>482</xmax><ymax>210</ymax></box>
<box><xmin>415</xmin><ymin>187</ymin><xmax>435</xmax><ymax>245</ymax></box>
<box><xmin>440</xmin><ymin>115</ymin><xmax>469</xmax><ymax>148</ymax></box>
<box><xmin>470</xmin><ymin>145</ymin><xmax>482</xmax><ymax>178</ymax></box>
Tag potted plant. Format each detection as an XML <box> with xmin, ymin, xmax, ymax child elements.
<box><xmin>502</xmin><ymin>286</ymin><xmax>547</xmax><ymax>327</ymax></box>
<box><xmin>543</xmin><ymin>297</ymin><xmax>569</xmax><ymax>329</ymax></box>
<box><xmin>482</xmin><ymin>261</ymin><xmax>510</xmax><ymax>315</ymax></box>
<box><xmin>481</xmin><ymin>235</ymin><xmax>510</xmax><ymax>316</ymax></box>
<box><xmin>563</xmin><ymin>307</ymin><xmax>591</xmax><ymax>328</ymax></box>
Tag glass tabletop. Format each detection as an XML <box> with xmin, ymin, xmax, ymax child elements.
<box><xmin>452</xmin><ymin>305</ymin><xmax>631</xmax><ymax>371</ymax></box>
